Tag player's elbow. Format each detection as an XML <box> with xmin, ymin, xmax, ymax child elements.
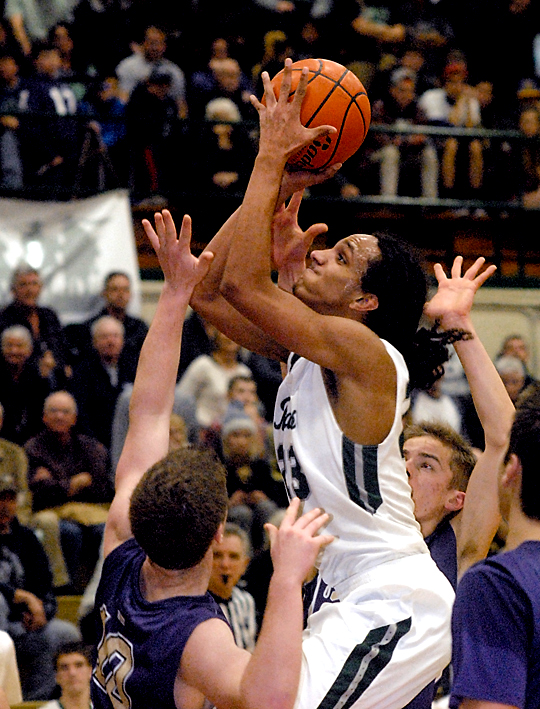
<box><xmin>220</xmin><ymin>276</ymin><xmax>245</xmax><ymax>308</ymax></box>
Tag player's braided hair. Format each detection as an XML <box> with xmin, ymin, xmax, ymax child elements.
<box><xmin>362</xmin><ymin>233</ymin><xmax>472</xmax><ymax>390</ymax></box>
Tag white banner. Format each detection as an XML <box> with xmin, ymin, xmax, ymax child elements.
<box><xmin>0</xmin><ymin>189</ymin><xmax>142</xmax><ymax>324</ymax></box>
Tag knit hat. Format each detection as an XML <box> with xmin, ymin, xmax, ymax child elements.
<box><xmin>221</xmin><ymin>401</ymin><xmax>257</xmax><ymax>438</ymax></box>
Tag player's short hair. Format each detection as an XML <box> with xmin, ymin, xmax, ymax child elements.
<box><xmin>223</xmin><ymin>522</ymin><xmax>252</xmax><ymax>558</ymax></box>
<box><xmin>129</xmin><ymin>447</ymin><xmax>228</xmax><ymax>570</ymax></box>
<box><xmin>54</xmin><ymin>641</ymin><xmax>92</xmax><ymax>669</ymax></box>
<box><xmin>404</xmin><ymin>421</ymin><xmax>476</xmax><ymax>492</ymax></box>
<box><xmin>505</xmin><ymin>386</ymin><xmax>540</xmax><ymax>520</ymax></box>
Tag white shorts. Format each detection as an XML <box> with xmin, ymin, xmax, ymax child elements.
<box><xmin>296</xmin><ymin>553</ymin><xmax>454</xmax><ymax>709</ymax></box>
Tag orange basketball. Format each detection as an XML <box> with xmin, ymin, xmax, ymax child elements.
<box><xmin>267</xmin><ymin>58</ymin><xmax>371</xmax><ymax>171</ymax></box>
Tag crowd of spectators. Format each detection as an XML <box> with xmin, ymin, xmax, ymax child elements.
<box><xmin>0</xmin><ymin>1</ymin><xmax>540</xmax><ymax>702</ymax></box>
<box><xmin>0</xmin><ymin>0</ymin><xmax>538</xmax><ymax>207</ymax></box>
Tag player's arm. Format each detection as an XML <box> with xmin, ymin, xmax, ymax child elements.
<box><xmin>181</xmin><ymin>499</ymin><xmax>334</xmax><ymax>709</ymax></box>
<box><xmin>424</xmin><ymin>257</ymin><xmax>514</xmax><ymax>578</ymax></box>
<box><xmin>220</xmin><ymin>60</ymin><xmax>391</xmax><ymax>381</ymax></box>
<box><xmin>144</xmin><ymin>165</ymin><xmax>340</xmax><ymax>360</ymax></box>
<box><xmin>103</xmin><ymin>215</ymin><xmax>213</xmax><ymax>558</ymax></box>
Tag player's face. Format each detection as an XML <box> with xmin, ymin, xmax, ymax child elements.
<box><xmin>403</xmin><ymin>436</ymin><xmax>458</xmax><ymax>532</ymax></box>
<box><xmin>294</xmin><ymin>234</ymin><xmax>379</xmax><ymax>314</ymax></box>
<box><xmin>56</xmin><ymin>652</ymin><xmax>92</xmax><ymax>695</ymax></box>
<box><xmin>12</xmin><ymin>272</ymin><xmax>42</xmax><ymax>306</ymax></box>
<box><xmin>209</xmin><ymin>534</ymin><xmax>249</xmax><ymax>600</ymax></box>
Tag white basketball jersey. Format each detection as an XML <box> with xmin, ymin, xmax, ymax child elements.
<box><xmin>273</xmin><ymin>340</ymin><xmax>428</xmax><ymax>593</ymax></box>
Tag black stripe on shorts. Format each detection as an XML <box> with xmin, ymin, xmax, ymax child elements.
<box><xmin>316</xmin><ymin>616</ymin><xmax>412</xmax><ymax>709</ymax></box>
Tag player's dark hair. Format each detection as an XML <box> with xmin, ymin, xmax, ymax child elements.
<box><xmin>129</xmin><ymin>447</ymin><xmax>228</xmax><ymax>569</ymax></box>
<box><xmin>404</xmin><ymin>421</ymin><xmax>476</xmax><ymax>492</ymax></box>
<box><xmin>505</xmin><ymin>386</ymin><xmax>540</xmax><ymax>520</ymax></box>
<box><xmin>362</xmin><ymin>234</ymin><xmax>469</xmax><ymax>390</ymax></box>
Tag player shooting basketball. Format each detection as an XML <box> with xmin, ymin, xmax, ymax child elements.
<box><xmin>142</xmin><ymin>59</ymin><xmax>497</xmax><ymax>708</ymax></box>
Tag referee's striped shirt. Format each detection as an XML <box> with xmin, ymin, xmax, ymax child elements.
<box><xmin>210</xmin><ymin>587</ymin><xmax>257</xmax><ymax>652</ymax></box>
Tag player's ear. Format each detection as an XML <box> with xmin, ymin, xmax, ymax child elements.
<box><xmin>501</xmin><ymin>453</ymin><xmax>522</xmax><ymax>488</ymax></box>
<box><xmin>444</xmin><ymin>489</ymin><xmax>465</xmax><ymax>513</ymax></box>
<box><xmin>214</xmin><ymin>522</ymin><xmax>225</xmax><ymax>544</ymax></box>
<box><xmin>350</xmin><ymin>293</ymin><xmax>378</xmax><ymax>314</ymax></box>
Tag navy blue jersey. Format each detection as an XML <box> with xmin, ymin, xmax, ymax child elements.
<box><xmin>450</xmin><ymin>541</ymin><xmax>540</xmax><ymax>709</ymax></box>
<box><xmin>91</xmin><ymin>538</ymin><xmax>227</xmax><ymax>709</ymax></box>
<box><xmin>425</xmin><ymin>517</ymin><xmax>458</xmax><ymax>591</ymax></box>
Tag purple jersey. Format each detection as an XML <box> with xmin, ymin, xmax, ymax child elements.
<box><xmin>91</xmin><ymin>538</ymin><xmax>227</xmax><ymax>709</ymax></box>
<box><xmin>450</xmin><ymin>541</ymin><xmax>540</xmax><ymax>709</ymax></box>
<box><xmin>425</xmin><ymin>517</ymin><xmax>457</xmax><ymax>590</ymax></box>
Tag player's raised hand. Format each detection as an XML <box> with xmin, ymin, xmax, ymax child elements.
<box><xmin>252</xmin><ymin>58</ymin><xmax>335</xmax><ymax>162</ymax></box>
<box><xmin>142</xmin><ymin>210</ymin><xmax>214</xmax><ymax>296</ymax></box>
<box><xmin>424</xmin><ymin>256</ymin><xmax>496</xmax><ymax>330</ymax></box>
<box><xmin>272</xmin><ymin>191</ymin><xmax>327</xmax><ymax>292</ymax></box>
<box><xmin>266</xmin><ymin>497</ymin><xmax>334</xmax><ymax>586</ymax></box>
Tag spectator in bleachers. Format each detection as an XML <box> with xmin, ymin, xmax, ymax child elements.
<box><xmin>48</xmin><ymin>22</ymin><xmax>94</xmax><ymax>102</ymax></box>
<box><xmin>0</xmin><ymin>402</ymin><xmax>31</xmax><ymax>525</ymax></box>
<box><xmin>251</xmin><ymin>30</ymin><xmax>295</xmax><ymax>102</ymax></box>
<box><xmin>369</xmin><ymin>70</ymin><xmax>438</xmax><ymax>198</ymax></box>
<box><xmin>176</xmin><ymin>328</ymin><xmax>253</xmax><ymax>433</ymax></box>
<box><xmin>125</xmin><ymin>69</ymin><xmax>184</xmax><ymax>205</ymax></box>
<box><xmin>67</xmin><ymin>271</ymin><xmax>148</xmax><ymax>366</ymax></box>
<box><xmin>0</xmin><ymin>52</ymin><xmax>24</xmax><ymax>189</ymax></box>
<box><xmin>40</xmin><ymin>641</ymin><xmax>93</xmax><ymax>709</ymax></box>
<box><xmin>115</xmin><ymin>25</ymin><xmax>187</xmax><ymax>118</ymax></box>
<box><xmin>189</xmin><ymin>56</ymin><xmax>254</xmax><ymax>121</ymax></box>
<box><xmin>495</xmin><ymin>354</ymin><xmax>527</xmax><ymax>405</ymax></box>
<box><xmin>498</xmin><ymin>333</ymin><xmax>537</xmax><ymax>388</ymax></box>
<box><xmin>419</xmin><ymin>56</ymin><xmax>484</xmax><ymax>204</ymax></box>
<box><xmin>0</xmin><ymin>265</ymin><xmax>71</xmax><ymax>379</ymax></box>
<box><xmin>110</xmin><ymin>384</ymin><xmax>199</xmax><ymax>471</ymax></box>
<box><xmin>0</xmin><ymin>472</ymin><xmax>81</xmax><ymax>700</ymax></box>
<box><xmin>25</xmin><ymin>390</ymin><xmax>111</xmax><ymax>593</ymax></box>
<box><xmin>222</xmin><ymin>401</ymin><xmax>287</xmax><ymax>552</ymax></box>
<box><xmin>516</xmin><ymin>106</ymin><xmax>540</xmax><ymax>208</ymax></box>
<box><xmin>69</xmin><ymin>315</ymin><xmax>137</xmax><ymax>450</ymax></box>
<box><xmin>78</xmin><ymin>75</ymin><xmax>127</xmax><ymax>182</ymax></box>
<box><xmin>196</xmin><ymin>96</ymin><xmax>256</xmax><ymax>195</ymax></box>
<box><xmin>411</xmin><ymin>375</ymin><xmax>463</xmax><ymax>434</ymax></box>
<box><xmin>0</xmin><ymin>325</ymin><xmax>53</xmax><ymax>445</ymax></box>
<box><xmin>4</xmin><ymin>0</ymin><xmax>79</xmax><ymax>59</ymax></box>
<box><xmin>17</xmin><ymin>42</ymin><xmax>82</xmax><ymax>190</ymax></box>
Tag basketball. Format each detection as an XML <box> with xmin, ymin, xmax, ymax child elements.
<box><xmin>267</xmin><ymin>58</ymin><xmax>371</xmax><ymax>171</ymax></box>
